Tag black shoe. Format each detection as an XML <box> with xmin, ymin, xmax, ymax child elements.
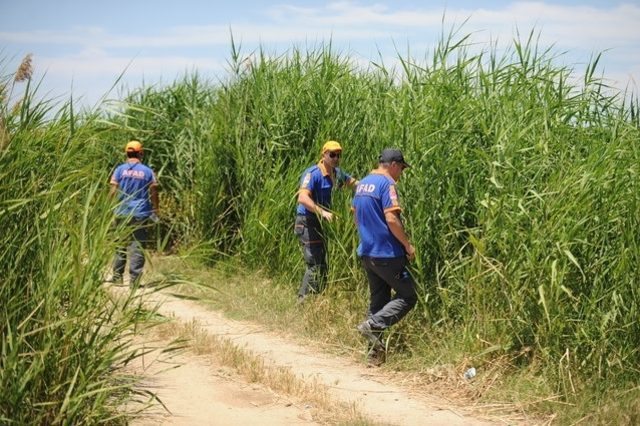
<box><xmin>366</xmin><ymin>346</ymin><xmax>386</xmax><ymax>367</ymax></box>
<box><xmin>356</xmin><ymin>321</ymin><xmax>383</xmax><ymax>347</ymax></box>
<box><xmin>296</xmin><ymin>294</ymin><xmax>309</xmax><ymax>306</ymax></box>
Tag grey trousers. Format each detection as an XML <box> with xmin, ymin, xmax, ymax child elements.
<box><xmin>112</xmin><ymin>217</ymin><xmax>149</xmax><ymax>285</ymax></box>
<box><xmin>361</xmin><ymin>256</ymin><xmax>418</xmax><ymax>330</ymax></box>
<box><xmin>294</xmin><ymin>215</ymin><xmax>327</xmax><ymax>297</ymax></box>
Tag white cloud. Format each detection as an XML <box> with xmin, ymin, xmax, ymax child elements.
<box><xmin>39</xmin><ymin>51</ymin><xmax>224</xmax><ymax>77</ymax></box>
<box><xmin>267</xmin><ymin>2</ymin><xmax>442</xmax><ymax>26</ymax></box>
<box><xmin>26</xmin><ymin>52</ymin><xmax>226</xmax><ymax>107</ymax></box>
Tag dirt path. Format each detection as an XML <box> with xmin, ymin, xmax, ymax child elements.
<box><xmin>129</xmin><ymin>342</ymin><xmax>319</xmax><ymax>425</ymax></box>
<box><xmin>121</xmin><ymin>286</ymin><xmax>505</xmax><ymax>426</ymax></box>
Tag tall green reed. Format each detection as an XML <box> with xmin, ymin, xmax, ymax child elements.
<box><xmin>0</xmin><ymin>58</ymin><xmax>165</xmax><ymax>423</ymax></box>
<box><xmin>110</xmin><ymin>29</ymin><xmax>639</xmax><ymax>399</ymax></box>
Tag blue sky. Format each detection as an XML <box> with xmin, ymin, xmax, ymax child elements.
<box><xmin>2</xmin><ymin>1</ymin><xmax>639</xmax><ymax>108</ymax></box>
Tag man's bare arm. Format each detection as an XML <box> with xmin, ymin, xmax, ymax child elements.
<box><xmin>384</xmin><ymin>210</ymin><xmax>415</xmax><ymax>261</ymax></box>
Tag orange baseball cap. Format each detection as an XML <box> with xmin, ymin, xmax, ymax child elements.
<box><xmin>125</xmin><ymin>140</ymin><xmax>143</xmax><ymax>153</ymax></box>
<box><xmin>322</xmin><ymin>140</ymin><xmax>342</xmax><ymax>153</ymax></box>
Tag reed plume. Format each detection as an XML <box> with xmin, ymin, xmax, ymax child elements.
<box><xmin>14</xmin><ymin>53</ymin><xmax>33</xmax><ymax>82</ymax></box>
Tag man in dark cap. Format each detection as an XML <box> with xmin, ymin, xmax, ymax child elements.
<box><xmin>351</xmin><ymin>148</ymin><xmax>418</xmax><ymax>366</ymax></box>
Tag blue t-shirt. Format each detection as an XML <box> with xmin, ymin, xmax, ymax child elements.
<box><xmin>110</xmin><ymin>160</ymin><xmax>157</xmax><ymax>219</ymax></box>
<box><xmin>296</xmin><ymin>162</ymin><xmax>352</xmax><ymax>215</ymax></box>
<box><xmin>352</xmin><ymin>170</ymin><xmax>405</xmax><ymax>258</ymax></box>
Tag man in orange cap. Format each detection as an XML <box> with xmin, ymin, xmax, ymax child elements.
<box><xmin>106</xmin><ymin>140</ymin><xmax>159</xmax><ymax>287</ymax></box>
<box><xmin>294</xmin><ymin>140</ymin><xmax>358</xmax><ymax>303</ymax></box>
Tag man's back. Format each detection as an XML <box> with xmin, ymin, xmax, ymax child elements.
<box><xmin>352</xmin><ymin>171</ymin><xmax>404</xmax><ymax>258</ymax></box>
<box><xmin>111</xmin><ymin>160</ymin><xmax>156</xmax><ymax>219</ymax></box>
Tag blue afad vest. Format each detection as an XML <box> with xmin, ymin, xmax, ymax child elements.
<box><xmin>296</xmin><ymin>162</ymin><xmax>352</xmax><ymax>215</ymax></box>
<box><xmin>352</xmin><ymin>171</ymin><xmax>405</xmax><ymax>258</ymax></box>
<box><xmin>111</xmin><ymin>161</ymin><xmax>157</xmax><ymax>219</ymax></box>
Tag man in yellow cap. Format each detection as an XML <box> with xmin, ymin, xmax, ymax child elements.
<box><xmin>294</xmin><ymin>140</ymin><xmax>358</xmax><ymax>303</ymax></box>
<box><xmin>106</xmin><ymin>140</ymin><xmax>159</xmax><ymax>287</ymax></box>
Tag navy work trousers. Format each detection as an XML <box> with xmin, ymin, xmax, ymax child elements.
<box><xmin>112</xmin><ymin>217</ymin><xmax>149</xmax><ymax>286</ymax></box>
<box><xmin>294</xmin><ymin>214</ymin><xmax>327</xmax><ymax>297</ymax></box>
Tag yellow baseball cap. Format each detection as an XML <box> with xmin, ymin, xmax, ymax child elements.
<box><xmin>322</xmin><ymin>140</ymin><xmax>342</xmax><ymax>153</ymax></box>
<box><xmin>125</xmin><ymin>140</ymin><xmax>143</xmax><ymax>153</ymax></box>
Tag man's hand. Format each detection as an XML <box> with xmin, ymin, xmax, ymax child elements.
<box><xmin>405</xmin><ymin>244</ymin><xmax>416</xmax><ymax>261</ymax></box>
<box><xmin>320</xmin><ymin>209</ymin><xmax>334</xmax><ymax>222</ymax></box>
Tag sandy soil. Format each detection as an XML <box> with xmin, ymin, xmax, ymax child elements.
<box><xmin>118</xmin><ymin>285</ymin><xmax>507</xmax><ymax>426</ymax></box>
<box><xmin>128</xmin><ymin>343</ymin><xmax>319</xmax><ymax>425</ymax></box>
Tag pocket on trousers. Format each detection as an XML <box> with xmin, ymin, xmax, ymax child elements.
<box><xmin>395</xmin><ymin>268</ymin><xmax>411</xmax><ymax>281</ymax></box>
<box><xmin>370</xmin><ymin>259</ymin><xmax>389</xmax><ymax>268</ymax></box>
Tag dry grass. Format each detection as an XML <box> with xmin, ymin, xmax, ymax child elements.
<box><xmin>0</xmin><ymin>116</ymin><xmax>8</xmax><ymax>152</ymax></box>
<box><xmin>389</xmin><ymin>355</ymin><xmax>557</xmax><ymax>425</ymax></box>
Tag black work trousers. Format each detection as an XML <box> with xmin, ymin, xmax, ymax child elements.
<box><xmin>361</xmin><ymin>256</ymin><xmax>418</xmax><ymax>330</ymax></box>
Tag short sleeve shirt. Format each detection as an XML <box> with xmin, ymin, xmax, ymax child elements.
<box><xmin>110</xmin><ymin>159</ymin><xmax>157</xmax><ymax>219</ymax></box>
<box><xmin>296</xmin><ymin>161</ymin><xmax>352</xmax><ymax>215</ymax></box>
<box><xmin>352</xmin><ymin>170</ymin><xmax>405</xmax><ymax>258</ymax></box>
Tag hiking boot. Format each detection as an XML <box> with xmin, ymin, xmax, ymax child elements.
<box><xmin>366</xmin><ymin>347</ymin><xmax>386</xmax><ymax>367</ymax></box>
<box><xmin>356</xmin><ymin>321</ymin><xmax>382</xmax><ymax>347</ymax></box>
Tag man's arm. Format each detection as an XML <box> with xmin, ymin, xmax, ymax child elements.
<box><xmin>384</xmin><ymin>210</ymin><xmax>415</xmax><ymax>261</ymax></box>
<box><xmin>109</xmin><ymin>183</ymin><xmax>118</xmax><ymax>198</ymax></box>
<box><xmin>109</xmin><ymin>167</ymin><xmax>119</xmax><ymax>199</ymax></box>
<box><xmin>150</xmin><ymin>185</ymin><xmax>159</xmax><ymax>214</ymax></box>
